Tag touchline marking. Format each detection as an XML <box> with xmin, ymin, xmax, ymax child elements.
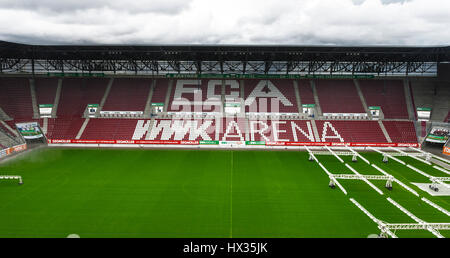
<box><xmin>230</xmin><ymin>150</ymin><xmax>233</xmax><ymax>238</ymax></box>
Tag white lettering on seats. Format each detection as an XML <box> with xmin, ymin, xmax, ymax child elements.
<box><xmin>250</xmin><ymin>120</ymin><xmax>270</xmax><ymax>142</ymax></box>
<box><xmin>132</xmin><ymin>120</ymin><xmax>151</xmax><ymax>140</ymax></box>
<box><xmin>244</xmin><ymin>80</ymin><xmax>293</xmax><ymax>107</ymax></box>
<box><xmin>321</xmin><ymin>122</ymin><xmax>344</xmax><ymax>142</ymax></box>
<box><xmin>222</xmin><ymin>120</ymin><xmax>245</xmax><ymax>141</ymax></box>
<box><xmin>291</xmin><ymin>121</ymin><xmax>316</xmax><ymax>142</ymax></box>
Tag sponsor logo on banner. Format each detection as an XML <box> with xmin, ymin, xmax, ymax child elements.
<box><xmin>116</xmin><ymin>140</ymin><xmax>135</xmax><ymax>144</ymax></box>
<box><xmin>180</xmin><ymin>141</ymin><xmax>199</xmax><ymax>145</ymax></box>
<box><xmin>443</xmin><ymin>146</ymin><xmax>450</xmax><ymax>156</ymax></box>
<box><xmin>219</xmin><ymin>141</ymin><xmax>245</xmax><ymax>146</ymax></box>
<box><xmin>397</xmin><ymin>143</ymin><xmax>419</xmax><ymax>147</ymax></box>
<box><xmin>199</xmin><ymin>140</ymin><xmax>219</xmax><ymax>145</ymax></box>
<box><xmin>245</xmin><ymin>141</ymin><xmax>266</xmax><ymax>145</ymax></box>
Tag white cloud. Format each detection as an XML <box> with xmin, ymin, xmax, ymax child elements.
<box><xmin>0</xmin><ymin>0</ymin><xmax>448</xmax><ymax>45</ymax></box>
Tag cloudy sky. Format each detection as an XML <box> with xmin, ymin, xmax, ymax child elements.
<box><xmin>0</xmin><ymin>0</ymin><xmax>448</xmax><ymax>45</ymax></box>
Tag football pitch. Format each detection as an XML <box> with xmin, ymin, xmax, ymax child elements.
<box><xmin>0</xmin><ymin>148</ymin><xmax>449</xmax><ymax>238</ymax></box>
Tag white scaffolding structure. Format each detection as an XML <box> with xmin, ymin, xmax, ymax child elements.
<box><xmin>350</xmin><ymin>198</ymin><xmax>450</xmax><ymax>238</ymax></box>
<box><xmin>0</xmin><ymin>175</ymin><xmax>23</xmax><ymax>185</ymax></box>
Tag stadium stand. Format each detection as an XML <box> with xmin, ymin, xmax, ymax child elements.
<box><xmin>102</xmin><ymin>78</ymin><xmax>151</xmax><ymax>111</ymax></box>
<box><xmin>81</xmin><ymin>119</ymin><xmax>140</xmax><ymax>140</ymax></box>
<box><xmin>57</xmin><ymin>78</ymin><xmax>108</xmax><ymax>117</ymax></box>
<box><xmin>0</xmin><ymin>77</ymin><xmax>34</xmax><ymax>119</ymax></box>
<box><xmin>0</xmin><ymin>76</ymin><xmax>424</xmax><ymax>145</ymax></box>
<box><xmin>359</xmin><ymin>79</ymin><xmax>409</xmax><ymax>119</ymax></box>
<box><xmin>315</xmin><ymin>80</ymin><xmax>365</xmax><ymax>114</ymax></box>
<box><xmin>382</xmin><ymin>121</ymin><xmax>418</xmax><ymax>143</ymax></box>
<box><xmin>297</xmin><ymin>80</ymin><xmax>315</xmax><ymax>105</ymax></box>
<box><xmin>46</xmin><ymin>118</ymin><xmax>84</xmax><ymax>139</ymax></box>
<box><xmin>151</xmin><ymin>79</ymin><xmax>169</xmax><ymax>104</ymax></box>
<box><xmin>167</xmin><ymin>79</ymin><xmax>222</xmax><ymax>113</ymax></box>
<box><xmin>315</xmin><ymin>120</ymin><xmax>387</xmax><ymax>143</ymax></box>
<box><xmin>35</xmin><ymin>78</ymin><xmax>58</xmax><ymax>105</ymax></box>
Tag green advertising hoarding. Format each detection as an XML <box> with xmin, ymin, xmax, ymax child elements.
<box><xmin>199</xmin><ymin>140</ymin><xmax>219</xmax><ymax>145</ymax></box>
<box><xmin>245</xmin><ymin>141</ymin><xmax>266</xmax><ymax>145</ymax></box>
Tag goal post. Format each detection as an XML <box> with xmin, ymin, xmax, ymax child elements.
<box><xmin>0</xmin><ymin>175</ymin><xmax>23</xmax><ymax>185</ymax></box>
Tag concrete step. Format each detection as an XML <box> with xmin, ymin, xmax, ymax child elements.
<box><xmin>96</xmin><ymin>78</ymin><xmax>114</xmax><ymax>116</ymax></box>
<box><xmin>29</xmin><ymin>78</ymin><xmax>40</xmax><ymax>119</ymax></box>
<box><xmin>378</xmin><ymin>120</ymin><xmax>392</xmax><ymax>143</ymax></box>
<box><xmin>143</xmin><ymin>79</ymin><xmax>156</xmax><ymax>118</ymax></box>
<box><xmin>310</xmin><ymin>80</ymin><xmax>323</xmax><ymax>116</ymax></box>
<box><xmin>163</xmin><ymin>80</ymin><xmax>174</xmax><ymax>113</ymax></box>
<box><xmin>293</xmin><ymin>80</ymin><xmax>302</xmax><ymax>114</ymax></box>
<box><xmin>51</xmin><ymin>79</ymin><xmax>63</xmax><ymax>118</ymax></box>
<box><xmin>354</xmin><ymin>79</ymin><xmax>370</xmax><ymax>117</ymax></box>
<box><xmin>76</xmin><ymin>118</ymin><xmax>90</xmax><ymax>139</ymax></box>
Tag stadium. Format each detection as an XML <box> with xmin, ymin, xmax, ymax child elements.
<box><xmin>0</xmin><ymin>40</ymin><xmax>449</xmax><ymax>239</ymax></box>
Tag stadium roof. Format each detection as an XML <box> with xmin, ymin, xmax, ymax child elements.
<box><xmin>1</xmin><ymin>40</ymin><xmax>449</xmax><ymax>62</ymax></box>
<box><xmin>1</xmin><ymin>41</ymin><xmax>449</xmax><ymax>75</ymax></box>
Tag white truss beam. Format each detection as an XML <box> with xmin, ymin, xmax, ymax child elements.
<box><xmin>369</xmin><ymin>147</ymin><xmax>406</xmax><ymax>165</ymax></box>
<box><xmin>349</xmin><ymin>198</ymin><xmax>397</xmax><ymax>238</ymax></box>
<box><xmin>0</xmin><ymin>175</ymin><xmax>23</xmax><ymax>184</ymax></box>
<box><xmin>345</xmin><ymin>146</ymin><xmax>370</xmax><ymax>164</ymax></box>
<box><xmin>371</xmin><ymin>164</ymin><xmax>419</xmax><ymax>197</ymax></box>
<box><xmin>345</xmin><ymin>163</ymin><xmax>385</xmax><ymax>195</ymax></box>
<box><xmin>389</xmin><ymin>147</ymin><xmax>432</xmax><ymax>165</ymax></box>
<box><xmin>409</xmin><ymin>147</ymin><xmax>450</xmax><ymax>164</ymax></box>
<box><xmin>325</xmin><ymin>146</ymin><xmax>344</xmax><ymax>163</ymax></box>
<box><xmin>387</xmin><ymin>197</ymin><xmax>444</xmax><ymax>238</ymax></box>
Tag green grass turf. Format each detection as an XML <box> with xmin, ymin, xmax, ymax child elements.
<box><xmin>0</xmin><ymin>148</ymin><xmax>448</xmax><ymax>238</ymax></box>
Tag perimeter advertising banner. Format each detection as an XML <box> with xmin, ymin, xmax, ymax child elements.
<box><xmin>0</xmin><ymin>144</ymin><xmax>27</xmax><ymax>159</ymax></box>
<box><xmin>16</xmin><ymin>122</ymin><xmax>44</xmax><ymax>139</ymax></box>
<box><xmin>47</xmin><ymin>139</ymin><xmax>419</xmax><ymax>148</ymax></box>
<box><xmin>444</xmin><ymin>146</ymin><xmax>450</xmax><ymax>156</ymax></box>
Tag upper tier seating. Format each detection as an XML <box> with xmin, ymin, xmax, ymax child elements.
<box><xmin>0</xmin><ymin>78</ymin><xmax>33</xmax><ymax>119</ymax></box>
<box><xmin>102</xmin><ymin>78</ymin><xmax>151</xmax><ymax>111</ymax></box>
<box><xmin>298</xmin><ymin>80</ymin><xmax>315</xmax><ymax>105</ymax></box>
<box><xmin>315</xmin><ymin>80</ymin><xmax>365</xmax><ymax>114</ymax></box>
<box><xmin>57</xmin><ymin>78</ymin><xmax>108</xmax><ymax>117</ymax></box>
<box><xmin>359</xmin><ymin>80</ymin><xmax>409</xmax><ymax>119</ymax></box>
<box><xmin>151</xmin><ymin>79</ymin><xmax>169</xmax><ymax>104</ymax></box>
<box><xmin>35</xmin><ymin>78</ymin><xmax>58</xmax><ymax>105</ymax></box>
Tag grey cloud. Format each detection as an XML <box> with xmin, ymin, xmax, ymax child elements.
<box><xmin>0</xmin><ymin>0</ymin><xmax>448</xmax><ymax>46</ymax></box>
<box><xmin>0</xmin><ymin>0</ymin><xmax>192</xmax><ymax>14</ymax></box>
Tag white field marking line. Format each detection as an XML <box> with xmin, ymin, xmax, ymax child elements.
<box><xmin>349</xmin><ymin>198</ymin><xmax>397</xmax><ymax>238</ymax></box>
<box><xmin>388</xmin><ymin>147</ymin><xmax>432</xmax><ymax>165</ymax></box>
<box><xmin>345</xmin><ymin>163</ymin><xmax>384</xmax><ymax>195</ymax></box>
<box><xmin>325</xmin><ymin>146</ymin><xmax>344</xmax><ymax>163</ymax></box>
<box><xmin>369</xmin><ymin>147</ymin><xmax>406</xmax><ymax>165</ymax></box>
<box><xmin>433</xmin><ymin>166</ymin><xmax>450</xmax><ymax>176</ymax></box>
<box><xmin>386</xmin><ymin>197</ymin><xmax>444</xmax><ymax>238</ymax></box>
<box><xmin>229</xmin><ymin>150</ymin><xmax>233</xmax><ymax>238</ymax></box>
<box><xmin>409</xmin><ymin>147</ymin><xmax>450</xmax><ymax>165</ymax></box>
<box><xmin>421</xmin><ymin>197</ymin><xmax>450</xmax><ymax>217</ymax></box>
<box><xmin>371</xmin><ymin>164</ymin><xmax>419</xmax><ymax>197</ymax></box>
<box><xmin>346</xmin><ymin>146</ymin><xmax>370</xmax><ymax>164</ymax></box>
